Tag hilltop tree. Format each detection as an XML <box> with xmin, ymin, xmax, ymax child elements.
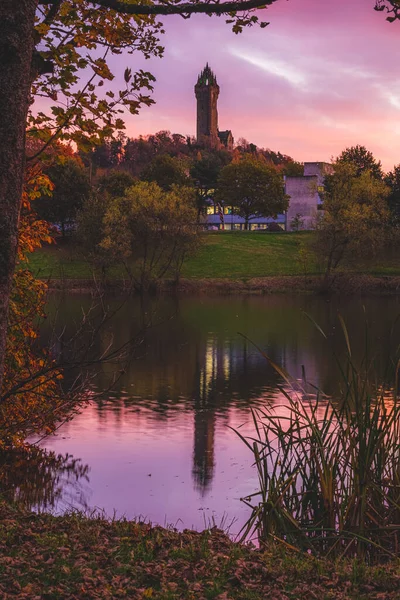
<box><xmin>141</xmin><ymin>154</ymin><xmax>191</xmax><ymax>191</ymax></box>
<box><xmin>385</xmin><ymin>165</ymin><xmax>400</xmax><ymax>224</ymax></box>
<box><xmin>216</xmin><ymin>156</ymin><xmax>288</xmax><ymax>229</ymax></box>
<box><xmin>337</xmin><ymin>145</ymin><xmax>383</xmax><ymax>179</ymax></box>
<box><xmin>123</xmin><ymin>131</ymin><xmax>191</xmax><ymax>175</ymax></box>
<box><xmin>191</xmin><ymin>151</ymin><xmax>231</xmax><ymax>195</ymax></box>
<box><xmin>0</xmin><ymin>0</ymin><xmax>278</xmax><ymax>393</ymax></box>
<box><xmin>284</xmin><ymin>161</ymin><xmax>304</xmax><ymax>177</ymax></box>
<box><xmin>90</xmin><ymin>137</ymin><xmax>125</xmax><ymax>170</ymax></box>
<box><xmin>235</xmin><ymin>138</ymin><xmax>258</xmax><ymax>153</ymax></box>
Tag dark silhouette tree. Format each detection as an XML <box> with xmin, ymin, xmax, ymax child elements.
<box><xmin>190</xmin><ymin>151</ymin><xmax>232</xmax><ymax>215</ymax></box>
<box><xmin>141</xmin><ymin>154</ymin><xmax>191</xmax><ymax>191</ymax></box>
<box><xmin>216</xmin><ymin>156</ymin><xmax>288</xmax><ymax>230</ymax></box>
<box><xmin>385</xmin><ymin>165</ymin><xmax>400</xmax><ymax>224</ymax></box>
<box><xmin>337</xmin><ymin>145</ymin><xmax>383</xmax><ymax>179</ymax></box>
<box><xmin>283</xmin><ymin>161</ymin><xmax>305</xmax><ymax>177</ymax></box>
<box><xmin>123</xmin><ymin>132</ymin><xmax>192</xmax><ymax>176</ymax></box>
<box><xmin>35</xmin><ymin>158</ymin><xmax>91</xmax><ymax>236</ymax></box>
<box><xmin>98</xmin><ymin>170</ymin><xmax>136</xmax><ymax>198</ymax></box>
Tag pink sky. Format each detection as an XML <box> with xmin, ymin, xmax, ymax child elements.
<box><xmin>116</xmin><ymin>0</ymin><xmax>400</xmax><ymax>170</ymax></box>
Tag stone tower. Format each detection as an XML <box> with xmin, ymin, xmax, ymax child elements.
<box><xmin>195</xmin><ymin>63</ymin><xmax>220</xmax><ymax>147</ymax></box>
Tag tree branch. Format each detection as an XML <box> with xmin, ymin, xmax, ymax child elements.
<box><xmin>375</xmin><ymin>1</ymin><xmax>400</xmax><ymax>21</ymax></box>
<box><xmin>27</xmin><ymin>51</ymin><xmax>106</xmax><ymax>162</ymax></box>
<box><xmin>43</xmin><ymin>0</ymin><xmax>62</xmax><ymax>25</ymax></box>
<box><xmin>38</xmin><ymin>0</ymin><xmax>277</xmax><ymax>17</ymax></box>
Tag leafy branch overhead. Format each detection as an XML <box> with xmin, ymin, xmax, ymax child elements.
<box><xmin>375</xmin><ymin>0</ymin><xmax>400</xmax><ymax>22</ymax></box>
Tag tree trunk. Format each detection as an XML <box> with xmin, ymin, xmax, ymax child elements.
<box><xmin>0</xmin><ymin>0</ymin><xmax>37</xmax><ymax>394</ymax></box>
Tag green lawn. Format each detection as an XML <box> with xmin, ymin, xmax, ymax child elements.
<box><xmin>29</xmin><ymin>243</ymin><xmax>120</xmax><ymax>280</ymax></box>
<box><xmin>29</xmin><ymin>232</ymin><xmax>400</xmax><ymax>281</ymax></box>
<box><xmin>182</xmin><ymin>232</ymin><xmax>316</xmax><ymax>278</ymax></box>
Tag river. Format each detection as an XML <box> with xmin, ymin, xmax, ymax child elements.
<box><xmin>8</xmin><ymin>293</ymin><xmax>400</xmax><ymax>536</ymax></box>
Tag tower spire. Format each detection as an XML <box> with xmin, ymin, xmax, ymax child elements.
<box><xmin>195</xmin><ymin>64</ymin><xmax>220</xmax><ymax>145</ymax></box>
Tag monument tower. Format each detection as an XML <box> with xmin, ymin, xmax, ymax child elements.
<box><xmin>195</xmin><ymin>64</ymin><xmax>233</xmax><ymax>150</ymax></box>
<box><xmin>195</xmin><ymin>63</ymin><xmax>220</xmax><ymax>146</ymax></box>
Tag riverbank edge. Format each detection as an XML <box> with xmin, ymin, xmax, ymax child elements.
<box><xmin>45</xmin><ymin>274</ymin><xmax>400</xmax><ymax>295</ymax></box>
<box><xmin>1</xmin><ymin>501</ymin><xmax>399</xmax><ymax>599</ymax></box>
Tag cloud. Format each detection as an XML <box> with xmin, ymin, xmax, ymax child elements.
<box><xmin>378</xmin><ymin>84</ymin><xmax>400</xmax><ymax>111</ymax></box>
<box><xmin>229</xmin><ymin>47</ymin><xmax>309</xmax><ymax>90</ymax></box>
<box><xmin>104</xmin><ymin>0</ymin><xmax>400</xmax><ymax>170</ymax></box>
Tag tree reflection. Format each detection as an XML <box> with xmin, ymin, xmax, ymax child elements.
<box><xmin>40</xmin><ymin>293</ymin><xmax>400</xmax><ymax>503</ymax></box>
<box><xmin>0</xmin><ymin>445</ymin><xmax>90</xmax><ymax>512</ymax></box>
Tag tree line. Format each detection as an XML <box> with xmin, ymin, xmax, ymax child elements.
<box><xmin>31</xmin><ymin>137</ymin><xmax>400</xmax><ymax>297</ymax></box>
<box><xmin>33</xmin><ymin>131</ymin><xmax>299</xmax><ymax>238</ymax></box>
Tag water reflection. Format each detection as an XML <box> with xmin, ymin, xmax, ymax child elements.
<box><xmin>34</xmin><ymin>294</ymin><xmax>400</xmax><ymax>530</ymax></box>
<box><xmin>0</xmin><ymin>446</ymin><xmax>90</xmax><ymax>512</ymax></box>
<box><xmin>191</xmin><ymin>334</ymin><xmax>278</xmax><ymax>492</ymax></box>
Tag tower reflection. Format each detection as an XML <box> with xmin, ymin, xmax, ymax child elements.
<box><xmin>191</xmin><ymin>334</ymin><xmax>278</xmax><ymax>494</ymax></box>
<box><xmin>39</xmin><ymin>293</ymin><xmax>400</xmax><ymax>509</ymax></box>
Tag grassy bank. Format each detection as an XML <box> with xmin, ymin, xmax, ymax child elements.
<box><xmin>0</xmin><ymin>501</ymin><xmax>399</xmax><ymax>599</ymax></box>
<box><xmin>183</xmin><ymin>232</ymin><xmax>317</xmax><ymax>278</ymax></box>
<box><xmin>29</xmin><ymin>232</ymin><xmax>400</xmax><ymax>282</ymax></box>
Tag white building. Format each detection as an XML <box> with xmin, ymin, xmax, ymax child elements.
<box><xmin>286</xmin><ymin>162</ymin><xmax>334</xmax><ymax>231</ymax></box>
<box><xmin>204</xmin><ymin>161</ymin><xmax>334</xmax><ymax>231</ymax></box>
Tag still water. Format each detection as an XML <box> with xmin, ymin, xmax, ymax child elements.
<box><xmin>13</xmin><ymin>294</ymin><xmax>400</xmax><ymax>534</ymax></box>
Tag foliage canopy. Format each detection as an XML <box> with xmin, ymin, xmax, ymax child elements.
<box><xmin>79</xmin><ymin>181</ymin><xmax>200</xmax><ymax>290</ymax></box>
<box><xmin>336</xmin><ymin>145</ymin><xmax>383</xmax><ymax>180</ymax></box>
<box><xmin>216</xmin><ymin>155</ymin><xmax>288</xmax><ymax>229</ymax></box>
<box><xmin>98</xmin><ymin>170</ymin><xmax>136</xmax><ymax>198</ymax></box>
<box><xmin>35</xmin><ymin>158</ymin><xmax>91</xmax><ymax>235</ymax></box>
<box><xmin>1</xmin><ymin>165</ymin><xmax>66</xmax><ymax>447</ymax></box>
<box><xmin>314</xmin><ymin>161</ymin><xmax>390</xmax><ymax>283</ymax></box>
<box><xmin>141</xmin><ymin>154</ymin><xmax>191</xmax><ymax>191</ymax></box>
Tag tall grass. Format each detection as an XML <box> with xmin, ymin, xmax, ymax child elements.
<box><xmin>238</xmin><ymin>321</ymin><xmax>400</xmax><ymax>562</ymax></box>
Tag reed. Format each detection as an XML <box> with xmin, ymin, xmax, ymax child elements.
<box><xmin>237</xmin><ymin>320</ymin><xmax>400</xmax><ymax>562</ymax></box>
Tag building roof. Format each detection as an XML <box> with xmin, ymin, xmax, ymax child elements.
<box><xmin>218</xmin><ymin>130</ymin><xmax>233</xmax><ymax>144</ymax></box>
<box><xmin>207</xmin><ymin>214</ymin><xmax>286</xmax><ymax>225</ymax></box>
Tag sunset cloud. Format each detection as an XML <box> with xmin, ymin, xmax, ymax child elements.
<box><xmin>229</xmin><ymin>48</ymin><xmax>309</xmax><ymax>90</ymax></box>
<box><xmin>35</xmin><ymin>0</ymin><xmax>400</xmax><ymax>170</ymax></box>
